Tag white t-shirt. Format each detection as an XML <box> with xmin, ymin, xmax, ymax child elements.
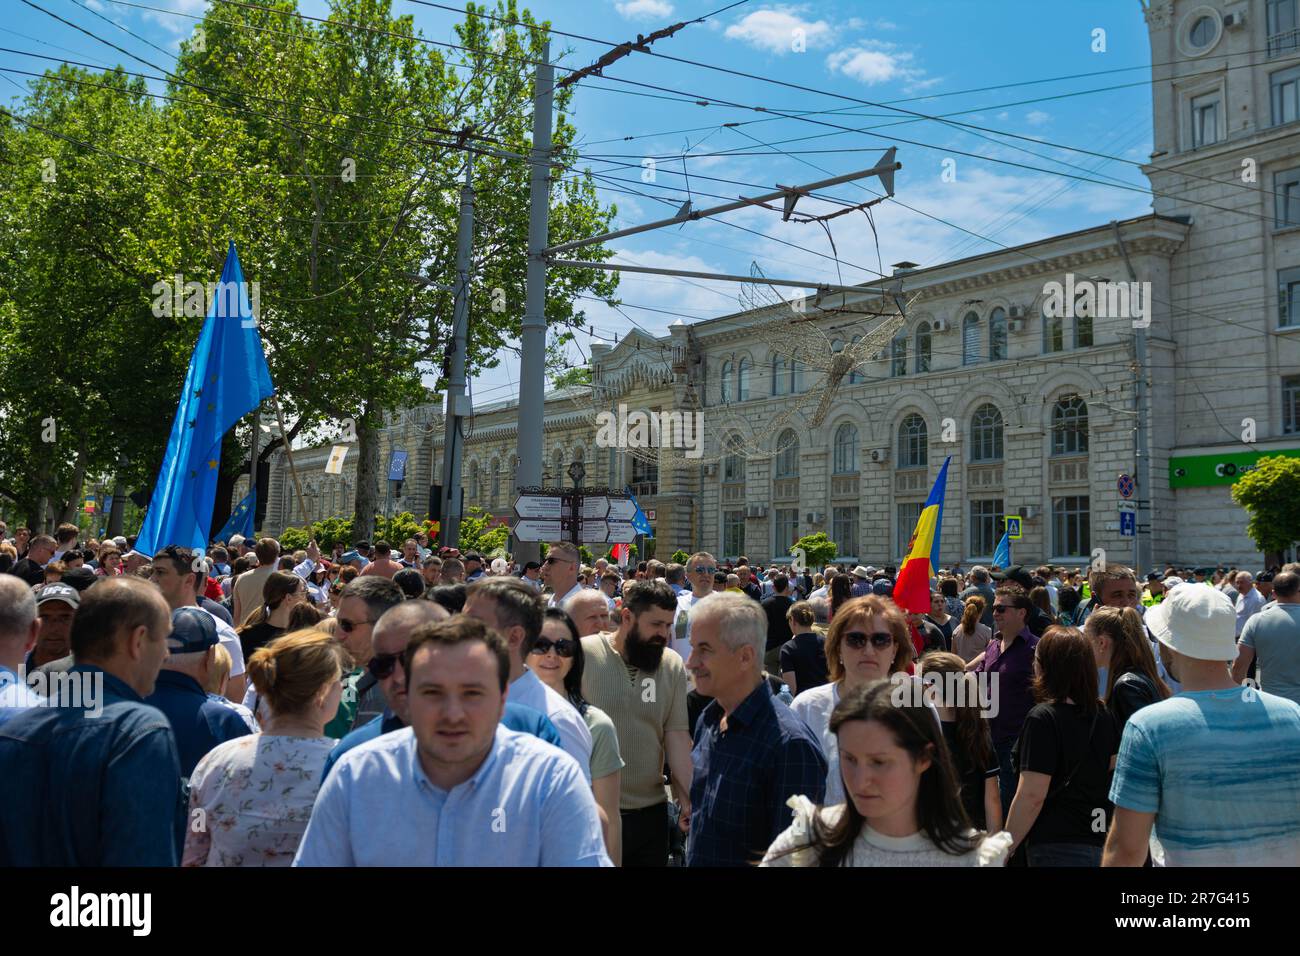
<box><xmin>548</xmin><ymin>583</ymin><xmax>585</xmax><ymax>609</ymax></box>
<box><xmin>672</xmin><ymin>590</ymin><xmax>709</xmax><ymax>663</ymax></box>
<box><xmin>198</xmin><ymin>605</ymin><xmax>245</xmax><ymax>678</ymax></box>
<box><xmin>508</xmin><ymin>667</ymin><xmax>593</xmax><ymax>783</ymax></box>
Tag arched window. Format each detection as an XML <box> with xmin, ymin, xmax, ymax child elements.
<box><xmin>774</xmin><ymin>429</ymin><xmax>799</xmax><ymax>478</ymax></box>
<box><xmin>723</xmin><ymin>434</ymin><xmax>745</xmax><ymax>482</ymax></box>
<box><xmin>490</xmin><ymin>459</ymin><xmax>501</xmax><ymax>507</ymax></box>
<box><xmin>897</xmin><ymin>413</ymin><xmax>928</xmax><ymax>468</ymax></box>
<box><xmin>791</xmin><ymin>359</ymin><xmax>803</xmax><ymax>393</ymax></box>
<box><xmin>1043</xmin><ymin>309</ymin><xmax>1065</xmax><ymax>353</ymax></box>
<box><xmin>833</xmin><ymin>423</ymin><xmax>858</xmax><ymax>474</ymax></box>
<box><xmin>848</xmin><ymin>335</ymin><xmax>865</xmax><ymax>384</ymax></box>
<box><xmin>468</xmin><ymin>461</ymin><xmax>480</xmax><ymax>500</ymax></box>
<box><xmin>890</xmin><ymin>331</ymin><xmax>907</xmax><ymax>378</ymax></box>
<box><xmin>551</xmin><ymin>448</ymin><xmax>565</xmax><ymax>483</ymax></box>
<box><xmin>970</xmin><ymin>403</ymin><xmax>1004</xmax><ymax>462</ymax></box>
<box><xmin>720</xmin><ymin>360</ymin><xmax>733</xmax><ymax>404</ymax></box>
<box><xmin>508</xmin><ymin>454</ymin><xmax>519</xmax><ymax>498</ymax></box>
<box><xmin>773</xmin><ymin>356</ymin><xmax>789</xmax><ymax>396</ymax></box>
<box><xmin>915</xmin><ymin>321</ymin><xmax>932</xmax><ymax>373</ymax></box>
<box><xmin>1052</xmin><ymin>394</ymin><xmax>1089</xmax><ymax>455</ymax></box>
<box><xmin>962</xmin><ymin>312</ymin><xmax>981</xmax><ymax>366</ymax></box>
<box><xmin>737</xmin><ymin>358</ymin><xmax>751</xmax><ymax>401</ymax></box>
<box><xmin>989</xmin><ymin>307</ymin><xmax>1008</xmax><ymax>361</ymax></box>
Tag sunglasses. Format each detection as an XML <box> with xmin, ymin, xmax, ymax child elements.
<box><xmin>337</xmin><ymin>616</ymin><xmax>372</xmax><ymax>633</ymax></box>
<box><xmin>690</xmin><ymin>566</ymin><xmax>718</xmax><ymax>575</ymax></box>
<box><xmin>529</xmin><ymin>638</ymin><xmax>576</xmax><ymax>658</ymax></box>
<box><xmin>991</xmin><ymin>605</ymin><xmax>1017</xmax><ymax>613</ymax></box>
<box><xmin>368</xmin><ymin>652</ymin><xmax>403</xmax><ymax>680</ymax></box>
<box><xmin>844</xmin><ymin>631</ymin><xmax>894</xmax><ymax>650</ymax></box>
<box><xmin>543</xmin><ymin>556</ymin><xmax>573</xmax><ymax>565</ymax></box>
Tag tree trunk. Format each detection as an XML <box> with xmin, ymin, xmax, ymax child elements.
<box><xmin>353</xmin><ymin>405</ymin><xmax>382</xmax><ymax>543</ymax></box>
<box><xmin>57</xmin><ymin>441</ymin><xmax>90</xmax><ymax>527</ymax></box>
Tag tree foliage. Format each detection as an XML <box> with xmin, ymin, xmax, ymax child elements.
<box><xmin>1230</xmin><ymin>456</ymin><xmax>1300</xmax><ymax>555</ymax></box>
<box><xmin>791</xmin><ymin>532</ymin><xmax>838</xmax><ymax>569</ymax></box>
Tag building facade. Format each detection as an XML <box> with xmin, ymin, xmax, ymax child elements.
<box><xmin>258</xmin><ymin>0</ymin><xmax>1300</xmax><ymax>569</ymax></box>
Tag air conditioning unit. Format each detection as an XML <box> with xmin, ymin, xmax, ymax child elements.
<box><xmin>1009</xmin><ymin>304</ymin><xmax>1028</xmax><ymax>319</ymax></box>
<box><xmin>805</xmin><ymin>511</ymin><xmax>825</xmax><ymax>524</ymax></box>
<box><xmin>1021</xmin><ymin>506</ymin><xmax>1038</xmax><ymax>520</ymax></box>
<box><xmin>1224</xmin><ymin>10</ymin><xmax>1246</xmax><ymax>29</ymax></box>
<box><xmin>931</xmin><ymin>317</ymin><xmax>949</xmax><ymax>332</ymax></box>
<box><xmin>1008</xmin><ymin>318</ymin><xmax>1024</xmax><ymax>333</ymax></box>
<box><xmin>745</xmin><ymin>504</ymin><xmax>768</xmax><ymax>518</ymax></box>
<box><xmin>870</xmin><ymin>448</ymin><xmax>888</xmax><ymax>463</ymax></box>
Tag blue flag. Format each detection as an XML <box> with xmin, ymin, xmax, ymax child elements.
<box><xmin>136</xmin><ymin>242</ymin><xmax>274</xmax><ymax>554</ymax></box>
<box><xmin>212</xmin><ymin>488</ymin><xmax>257</xmax><ymax>544</ymax></box>
<box><xmin>992</xmin><ymin>530</ymin><xmax>1011</xmax><ymax>569</ymax></box>
<box><xmin>624</xmin><ymin>486</ymin><xmax>653</xmax><ymax>535</ymax></box>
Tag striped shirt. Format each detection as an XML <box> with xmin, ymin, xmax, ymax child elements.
<box><xmin>1110</xmin><ymin>686</ymin><xmax>1300</xmax><ymax>866</ymax></box>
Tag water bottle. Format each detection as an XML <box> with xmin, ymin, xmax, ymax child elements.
<box><xmin>777</xmin><ymin>683</ymin><xmax>794</xmax><ymax>706</ymax></box>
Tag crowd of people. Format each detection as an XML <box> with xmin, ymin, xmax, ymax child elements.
<box><xmin>1</xmin><ymin>516</ymin><xmax>1298</xmax><ymax>867</ymax></box>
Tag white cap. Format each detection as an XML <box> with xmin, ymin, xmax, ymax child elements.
<box><xmin>1144</xmin><ymin>584</ymin><xmax>1236</xmax><ymax>662</ymax></box>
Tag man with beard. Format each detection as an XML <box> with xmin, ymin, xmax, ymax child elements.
<box><xmin>580</xmin><ymin>580</ymin><xmax>692</xmax><ymax>867</ymax></box>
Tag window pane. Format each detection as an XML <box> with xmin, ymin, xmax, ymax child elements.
<box><xmin>774</xmin><ymin>508</ymin><xmax>799</xmax><ymax>556</ymax></box>
<box><xmin>1272</xmin><ymin>69</ymin><xmax>1300</xmax><ymax>125</ymax></box>
<box><xmin>1189</xmin><ymin>16</ymin><xmax>1215</xmax><ymax>48</ymax></box>
<box><xmin>724</xmin><ymin>511</ymin><xmax>745</xmax><ymax>558</ymax></box>
<box><xmin>1075</xmin><ymin>313</ymin><xmax>1094</xmax><ymax>348</ymax></box>
<box><xmin>737</xmin><ymin>359</ymin><xmax>750</xmax><ymax>401</ymax></box>
<box><xmin>962</xmin><ymin>313</ymin><xmax>980</xmax><ymax>365</ymax></box>
<box><xmin>970</xmin><ymin>404</ymin><xmax>1004</xmax><ymax>462</ymax></box>
<box><xmin>1052</xmin><ymin>395</ymin><xmax>1089</xmax><ymax>455</ymax></box>
<box><xmin>989</xmin><ymin>307</ymin><xmax>1008</xmax><ymax>360</ymax></box>
<box><xmin>968</xmin><ymin>499</ymin><xmax>1004</xmax><ymax>557</ymax></box>
<box><xmin>1043</xmin><ymin>311</ymin><xmax>1064</xmax><ymax>353</ymax></box>
<box><xmin>1052</xmin><ymin>496</ymin><xmax>1091</xmax><ymax>558</ymax></box>
<box><xmin>1280</xmin><ymin>268</ymin><xmax>1300</xmax><ymax>326</ymax></box>
<box><xmin>898</xmin><ymin>414</ymin><xmax>928</xmax><ymax>468</ymax></box>
<box><xmin>1276</xmin><ymin>169</ymin><xmax>1300</xmax><ymax>227</ymax></box>
<box><xmin>833</xmin><ymin>506</ymin><xmax>860</xmax><ymax>559</ymax></box>
<box><xmin>834</xmin><ymin>423</ymin><xmax>858</xmax><ymax>473</ymax></box>
<box><xmin>775</xmin><ymin>431</ymin><xmax>799</xmax><ymax>477</ymax></box>
<box><xmin>1285</xmin><ymin>377</ymin><xmax>1300</xmax><ymax>433</ymax></box>
<box><xmin>720</xmin><ymin>361</ymin><xmax>732</xmax><ymax>403</ymax></box>
<box><xmin>891</xmin><ymin>334</ymin><xmax>907</xmax><ymax>377</ymax></box>
<box><xmin>916</xmin><ymin>322</ymin><xmax>932</xmax><ymax>373</ymax></box>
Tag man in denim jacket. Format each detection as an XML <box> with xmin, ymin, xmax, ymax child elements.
<box><xmin>0</xmin><ymin>577</ymin><xmax>183</xmax><ymax>866</ymax></box>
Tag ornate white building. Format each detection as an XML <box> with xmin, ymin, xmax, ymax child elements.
<box><xmin>258</xmin><ymin>0</ymin><xmax>1300</xmax><ymax>569</ymax></box>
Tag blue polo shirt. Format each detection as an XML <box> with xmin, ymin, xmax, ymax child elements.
<box><xmin>145</xmin><ymin>669</ymin><xmax>252</xmax><ymax>777</ymax></box>
<box><xmin>688</xmin><ymin>679</ymin><xmax>827</xmax><ymax>867</ymax></box>
<box><xmin>322</xmin><ymin>703</ymin><xmax>565</xmax><ymax>779</ymax></box>
<box><xmin>0</xmin><ymin>665</ymin><xmax>184</xmax><ymax>866</ymax></box>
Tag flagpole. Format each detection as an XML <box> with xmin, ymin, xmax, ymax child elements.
<box><xmin>273</xmin><ymin>396</ymin><xmax>311</xmax><ymax>527</ymax></box>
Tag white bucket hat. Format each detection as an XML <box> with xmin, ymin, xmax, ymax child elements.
<box><xmin>1143</xmin><ymin>583</ymin><xmax>1237</xmax><ymax>662</ymax></box>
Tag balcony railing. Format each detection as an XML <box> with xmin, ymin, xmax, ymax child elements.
<box><xmin>1269</xmin><ymin>28</ymin><xmax>1300</xmax><ymax>57</ymax></box>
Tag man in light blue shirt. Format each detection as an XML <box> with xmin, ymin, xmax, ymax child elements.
<box><xmin>0</xmin><ymin>577</ymin><xmax>44</xmax><ymax>725</ymax></box>
<box><xmin>294</xmin><ymin>615</ymin><xmax>610</xmax><ymax>867</ymax></box>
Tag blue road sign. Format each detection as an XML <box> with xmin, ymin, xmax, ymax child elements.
<box><xmin>1005</xmin><ymin>515</ymin><xmax>1022</xmax><ymax>539</ymax></box>
<box><xmin>1118</xmin><ymin>473</ymin><xmax>1135</xmax><ymax>499</ymax></box>
<box><xmin>1120</xmin><ymin>509</ymin><xmax>1136</xmax><ymax>537</ymax></box>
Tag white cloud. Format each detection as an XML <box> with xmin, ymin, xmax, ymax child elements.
<box><xmin>826</xmin><ymin>42</ymin><xmax>928</xmax><ymax>89</ymax></box>
<box><xmin>1026</xmin><ymin>110</ymin><xmax>1051</xmax><ymax>126</ymax></box>
<box><xmin>615</xmin><ymin>0</ymin><xmax>675</xmax><ymax>20</ymax></box>
<box><xmin>136</xmin><ymin>0</ymin><xmax>207</xmax><ymax>37</ymax></box>
<box><xmin>84</xmin><ymin>0</ymin><xmax>106</xmax><ymax>10</ymax></box>
<box><xmin>724</xmin><ymin>8</ymin><xmax>833</xmax><ymax>54</ymax></box>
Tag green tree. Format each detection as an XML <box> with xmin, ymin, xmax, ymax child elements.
<box><xmin>671</xmin><ymin>549</ymin><xmax>689</xmax><ymax>564</ymax></box>
<box><xmin>791</xmin><ymin>532</ymin><xmax>838</xmax><ymax>569</ymax></box>
<box><xmin>459</xmin><ymin>506</ymin><xmax>509</xmax><ymax>556</ymax></box>
<box><xmin>1231</xmin><ymin>456</ymin><xmax>1300</xmax><ymax>562</ymax></box>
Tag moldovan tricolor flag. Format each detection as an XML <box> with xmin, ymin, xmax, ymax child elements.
<box><xmin>893</xmin><ymin>456</ymin><xmax>951</xmax><ymax>614</ymax></box>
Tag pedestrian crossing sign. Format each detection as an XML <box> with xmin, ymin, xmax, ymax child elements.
<box><xmin>1005</xmin><ymin>516</ymin><xmax>1022</xmax><ymax>539</ymax></box>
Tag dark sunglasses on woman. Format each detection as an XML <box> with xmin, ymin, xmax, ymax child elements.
<box><xmin>843</xmin><ymin>630</ymin><xmax>894</xmax><ymax>650</ymax></box>
<box><xmin>528</xmin><ymin>638</ymin><xmax>576</xmax><ymax>658</ymax></box>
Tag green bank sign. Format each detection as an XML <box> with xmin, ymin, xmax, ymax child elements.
<box><xmin>1169</xmin><ymin>448</ymin><xmax>1300</xmax><ymax>488</ymax></box>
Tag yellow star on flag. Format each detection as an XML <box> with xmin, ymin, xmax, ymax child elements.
<box><xmin>208</xmin><ymin>459</ymin><xmax>218</xmax><ymax>469</ymax></box>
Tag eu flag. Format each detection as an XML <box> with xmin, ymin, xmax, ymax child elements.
<box><xmin>212</xmin><ymin>488</ymin><xmax>257</xmax><ymax>544</ymax></box>
<box><xmin>135</xmin><ymin>243</ymin><xmax>274</xmax><ymax>554</ymax></box>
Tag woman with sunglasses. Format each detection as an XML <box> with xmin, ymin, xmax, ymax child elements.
<box><xmin>527</xmin><ymin>608</ymin><xmax>625</xmax><ymax>864</ymax></box>
<box><xmin>762</xmin><ymin>681</ymin><xmax>1011</xmax><ymax>867</ymax></box>
<box><xmin>790</xmin><ymin>595</ymin><xmax>915</xmax><ymax>806</ymax></box>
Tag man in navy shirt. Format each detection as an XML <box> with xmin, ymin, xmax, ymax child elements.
<box><xmin>685</xmin><ymin>592</ymin><xmax>826</xmax><ymax>867</ymax></box>
<box><xmin>0</xmin><ymin>577</ymin><xmax>183</xmax><ymax>865</ymax></box>
<box><xmin>145</xmin><ymin>606</ymin><xmax>251</xmax><ymax>778</ymax></box>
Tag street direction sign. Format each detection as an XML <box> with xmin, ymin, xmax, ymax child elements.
<box><xmin>512</xmin><ymin>518</ymin><xmax>562</xmax><ymax>541</ymax></box>
<box><xmin>607</xmin><ymin>498</ymin><xmax>636</xmax><ymax>522</ymax></box>
<box><xmin>514</xmin><ymin>494</ymin><xmax>564</xmax><ymax>520</ymax></box>
<box><xmin>606</xmin><ymin>521</ymin><xmax>637</xmax><ymax>543</ymax></box>
<box><xmin>578</xmin><ymin>521</ymin><xmax>609</xmax><ymax>543</ymax></box>
<box><xmin>581</xmin><ymin>496</ymin><xmax>610</xmax><ymax>520</ymax></box>
<box><xmin>1117</xmin><ymin>473</ymin><xmax>1135</xmax><ymax>499</ymax></box>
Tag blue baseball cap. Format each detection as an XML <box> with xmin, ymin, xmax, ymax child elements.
<box><xmin>168</xmin><ymin>607</ymin><xmax>219</xmax><ymax>654</ymax></box>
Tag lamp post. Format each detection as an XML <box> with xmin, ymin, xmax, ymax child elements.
<box><xmin>566</xmin><ymin>460</ymin><xmax>586</xmax><ymax>547</ymax></box>
<box><xmin>567</xmin><ymin>460</ymin><xmax>586</xmax><ymax>489</ymax></box>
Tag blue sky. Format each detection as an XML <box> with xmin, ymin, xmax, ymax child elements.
<box><xmin>1</xmin><ymin>1</ymin><xmax>1157</xmax><ymax>409</ymax></box>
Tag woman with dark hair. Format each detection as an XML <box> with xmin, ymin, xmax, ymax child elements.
<box><xmin>790</xmin><ymin>595</ymin><xmax>915</xmax><ymax>806</ymax></box>
<box><xmin>1056</xmin><ymin>586</ymin><xmax>1083</xmax><ymax>627</ymax></box>
<box><xmin>527</xmin><ymin>607</ymin><xmax>624</xmax><ymax>864</ymax></box>
<box><xmin>1085</xmin><ymin>606</ymin><xmax>1170</xmax><ymax>731</ymax></box>
<box><xmin>427</xmin><ymin>583</ymin><xmax>466</xmax><ymax>615</ymax></box>
<box><xmin>1029</xmin><ymin>586</ymin><xmax>1057</xmax><ymax>625</ymax></box>
<box><xmin>829</xmin><ymin>574</ymin><xmax>853</xmax><ymax>619</ymax></box>
<box><xmin>920</xmin><ymin>651</ymin><xmax>1002</xmax><ymax>831</ymax></box>
<box><xmin>237</xmin><ymin>571</ymin><xmax>308</xmax><ymax>660</ymax></box>
<box><xmin>761</xmin><ymin>680</ymin><xmax>1011</xmax><ymax>867</ymax></box>
<box><xmin>1005</xmin><ymin>626</ymin><xmax>1120</xmax><ymax>867</ymax></box>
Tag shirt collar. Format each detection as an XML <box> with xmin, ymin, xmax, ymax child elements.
<box><xmin>727</xmin><ymin>679</ymin><xmax>774</xmax><ymax>730</ymax></box>
<box><xmin>408</xmin><ymin>724</ymin><xmax>503</xmax><ymax>795</ymax></box>
<box><xmin>71</xmin><ymin>663</ymin><xmax>142</xmax><ymax>703</ymax></box>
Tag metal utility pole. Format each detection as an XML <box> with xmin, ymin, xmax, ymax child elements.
<box><xmin>515</xmin><ymin>39</ymin><xmax>553</xmax><ymax>565</ymax></box>
<box><xmin>1112</xmin><ymin>220</ymin><xmax>1151</xmax><ymax>574</ymax></box>
<box><xmin>440</xmin><ymin>156</ymin><xmax>475</xmax><ymax>548</ymax></box>
<box><xmin>247</xmin><ymin>406</ymin><xmax>261</xmax><ymax>532</ymax></box>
